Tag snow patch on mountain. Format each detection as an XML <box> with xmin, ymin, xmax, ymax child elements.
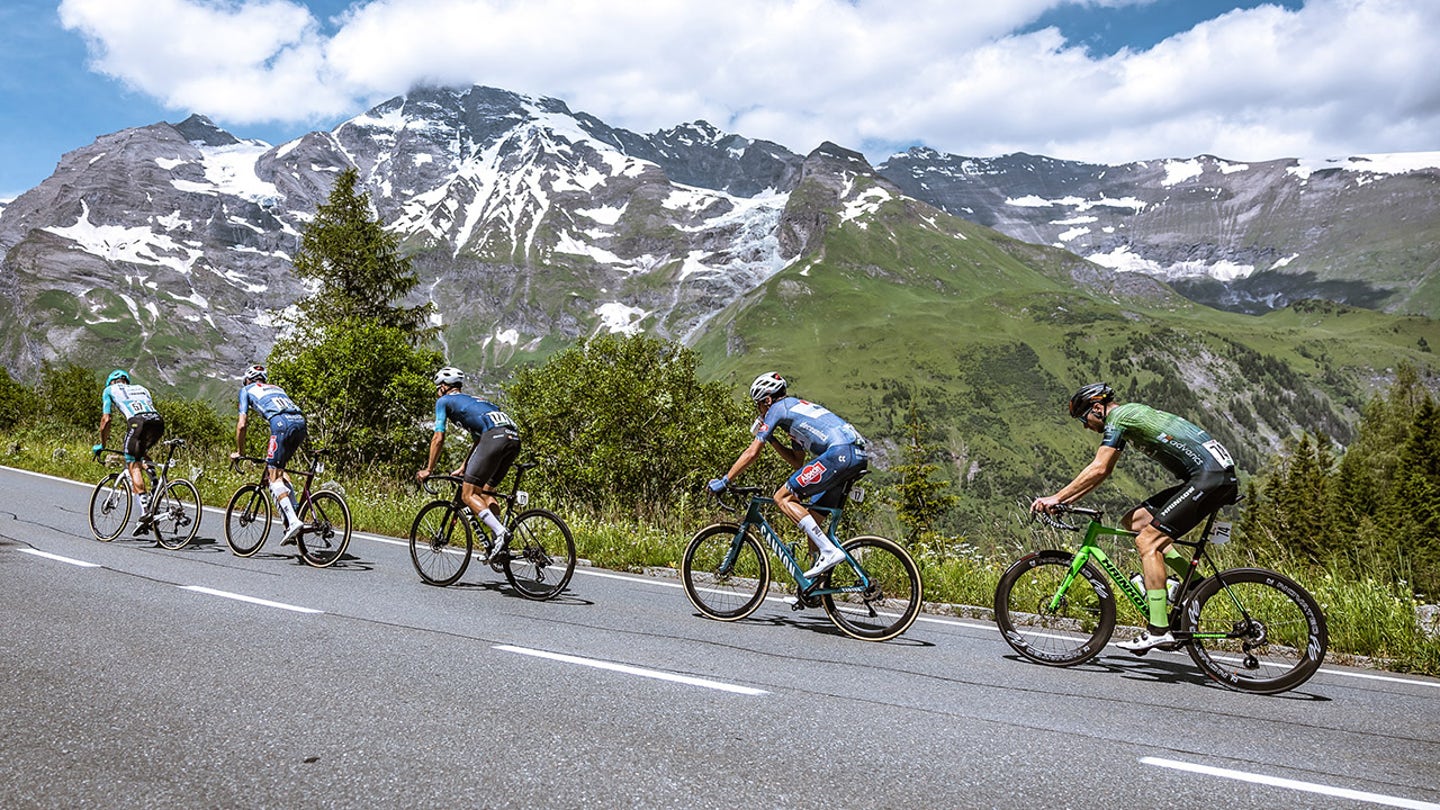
<box><xmin>45</xmin><ymin>200</ymin><xmax>205</xmax><ymax>276</ymax></box>
<box><xmin>1088</xmin><ymin>244</ymin><xmax>1255</xmax><ymax>282</ymax></box>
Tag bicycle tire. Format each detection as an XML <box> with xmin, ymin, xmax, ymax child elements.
<box><xmin>681</xmin><ymin>523</ymin><xmax>770</xmax><ymax>621</ymax></box>
<box><xmin>1181</xmin><ymin>568</ymin><xmax>1328</xmax><ymax>695</ymax></box>
<box><xmin>822</xmin><ymin>535</ymin><xmax>923</xmax><ymax>642</ymax></box>
<box><xmin>503</xmin><ymin>508</ymin><xmax>576</xmax><ymax>600</ymax></box>
<box><xmin>224</xmin><ymin>484</ymin><xmax>271</xmax><ymax>556</ymax></box>
<box><xmin>409</xmin><ymin>501</ymin><xmax>472</xmax><ymax>586</ymax></box>
<box><xmin>88</xmin><ymin>473</ymin><xmax>132</xmax><ymax>541</ymax></box>
<box><xmin>153</xmin><ymin>478</ymin><xmax>202</xmax><ymax>550</ymax></box>
<box><xmin>297</xmin><ymin>490</ymin><xmax>351</xmax><ymax>568</ymax></box>
<box><xmin>994</xmin><ymin>550</ymin><xmax>1117</xmax><ymax>666</ymax></box>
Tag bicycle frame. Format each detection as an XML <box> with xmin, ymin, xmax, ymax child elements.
<box><xmin>240</xmin><ymin>452</ymin><xmax>322</xmax><ymax>511</ymax></box>
<box><xmin>722</xmin><ymin>491</ymin><xmax>871</xmax><ymax>598</ymax></box>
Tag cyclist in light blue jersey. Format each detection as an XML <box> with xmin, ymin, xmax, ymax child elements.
<box><xmin>709</xmin><ymin>372</ymin><xmax>869</xmax><ymax>579</ymax></box>
<box><xmin>94</xmin><ymin>369</ymin><xmax>165</xmax><ymax>535</ymax></box>
<box><xmin>230</xmin><ymin>364</ymin><xmax>307</xmax><ymax>545</ymax></box>
<box><xmin>417</xmin><ymin>367</ymin><xmax>521</xmax><ymax>557</ymax></box>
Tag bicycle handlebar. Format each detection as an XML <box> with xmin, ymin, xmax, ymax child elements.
<box><xmin>710</xmin><ymin>483</ymin><xmax>764</xmax><ymax>513</ymax></box>
<box><xmin>1028</xmin><ymin>500</ymin><xmax>1102</xmax><ymax>531</ymax></box>
<box><xmin>230</xmin><ymin>454</ymin><xmax>266</xmax><ymax>473</ymax></box>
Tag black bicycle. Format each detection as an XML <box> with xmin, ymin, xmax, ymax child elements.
<box><xmin>224</xmin><ymin>451</ymin><xmax>352</xmax><ymax>568</ymax></box>
<box><xmin>409</xmin><ymin>461</ymin><xmax>576</xmax><ymax>599</ymax></box>
<box><xmin>88</xmin><ymin>438</ymin><xmax>202</xmax><ymax>550</ymax></box>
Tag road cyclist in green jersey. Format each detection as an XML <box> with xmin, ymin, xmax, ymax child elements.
<box><xmin>1032</xmin><ymin>382</ymin><xmax>1239</xmax><ymax>653</ymax></box>
<box><xmin>94</xmin><ymin>369</ymin><xmax>165</xmax><ymax>536</ymax></box>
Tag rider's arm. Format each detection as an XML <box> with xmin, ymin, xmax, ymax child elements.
<box><xmin>420</xmin><ymin>431</ymin><xmax>444</xmax><ymax>477</ymax></box>
<box><xmin>98</xmin><ymin>413</ymin><xmax>112</xmax><ymax>447</ymax></box>
<box><xmin>768</xmin><ymin>435</ymin><xmax>806</xmax><ymax>469</ymax></box>
<box><xmin>233</xmin><ymin>411</ymin><xmax>248</xmax><ymax>457</ymax></box>
<box><xmin>1034</xmin><ymin>445</ymin><xmax>1120</xmax><ymax>511</ymax></box>
<box><xmin>723</xmin><ymin>438</ymin><xmax>767</xmax><ymax>482</ymax></box>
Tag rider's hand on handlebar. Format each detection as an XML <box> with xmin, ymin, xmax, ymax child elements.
<box><xmin>1031</xmin><ymin>495</ymin><xmax>1063</xmax><ymax>514</ymax></box>
<box><xmin>92</xmin><ymin>444</ymin><xmax>103</xmax><ymax>460</ymax></box>
<box><xmin>416</xmin><ymin>468</ymin><xmax>431</xmax><ymax>483</ymax></box>
<box><xmin>707</xmin><ymin>476</ymin><xmax>729</xmax><ymax>494</ymax></box>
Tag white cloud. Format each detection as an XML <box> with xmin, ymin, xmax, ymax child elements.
<box><xmin>57</xmin><ymin>0</ymin><xmax>1440</xmax><ymax>163</ymax></box>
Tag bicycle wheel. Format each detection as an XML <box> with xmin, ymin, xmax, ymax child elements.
<box><xmin>409</xmin><ymin>501</ymin><xmax>472</xmax><ymax>586</ymax></box>
<box><xmin>503</xmin><ymin>508</ymin><xmax>577</xmax><ymax>600</ymax></box>
<box><xmin>994</xmin><ymin>550</ymin><xmax>1117</xmax><ymax>666</ymax></box>
<box><xmin>297</xmin><ymin>490</ymin><xmax>351</xmax><ymax>568</ymax></box>
<box><xmin>681</xmin><ymin>523</ymin><xmax>770</xmax><ymax>621</ymax></box>
<box><xmin>88</xmin><ymin>473</ymin><xmax>132</xmax><ymax>541</ymax></box>
<box><xmin>1181</xmin><ymin>568</ymin><xmax>1328</xmax><ymax>695</ymax></box>
<box><xmin>152</xmin><ymin>479</ymin><xmax>202</xmax><ymax>550</ymax></box>
<box><xmin>822</xmin><ymin>535</ymin><xmax>923</xmax><ymax>642</ymax></box>
<box><xmin>224</xmin><ymin>484</ymin><xmax>271</xmax><ymax>556</ymax></box>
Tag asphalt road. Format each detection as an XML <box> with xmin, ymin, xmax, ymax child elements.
<box><xmin>3</xmin><ymin>464</ymin><xmax>1439</xmax><ymax>809</ymax></box>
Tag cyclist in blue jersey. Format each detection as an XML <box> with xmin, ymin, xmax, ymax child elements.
<box><xmin>709</xmin><ymin>372</ymin><xmax>869</xmax><ymax>579</ymax></box>
<box><xmin>417</xmin><ymin>367</ymin><xmax>521</xmax><ymax>558</ymax></box>
<box><xmin>1033</xmin><ymin>383</ymin><xmax>1240</xmax><ymax>653</ymax></box>
<box><xmin>94</xmin><ymin>369</ymin><xmax>165</xmax><ymax>535</ymax></box>
<box><xmin>230</xmin><ymin>364</ymin><xmax>308</xmax><ymax>545</ymax></box>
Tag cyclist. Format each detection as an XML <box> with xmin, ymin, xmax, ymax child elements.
<box><xmin>1033</xmin><ymin>382</ymin><xmax>1239</xmax><ymax>652</ymax></box>
<box><xmin>230</xmin><ymin>365</ymin><xmax>307</xmax><ymax>545</ymax></box>
<box><xmin>416</xmin><ymin>367</ymin><xmax>521</xmax><ymax>558</ymax></box>
<box><xmin>709</xmin><ymin>372</ymin><xmax>869</xmax><ymax>579</ymax></box>
<box><xmin>94</xmin><ymin>369</ymin><xmax>165</xmax><ymax>535</ymax></box>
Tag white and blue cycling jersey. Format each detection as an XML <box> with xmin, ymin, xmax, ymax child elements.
<box><xmin>101</xmin><ymin>383</ymin><xmax>157</xmax><ymax>419</ymax></box>
<box><xmin>435</xmin><ymin>392</ymin><xmax>516</xmax><ymax>439</ymax></box>
<box><xmin>754</xmin><ymin>397</ymin><xmax>865</xmax><ymax>455</ymax></box>
<box><xmin>238</xmin><ymin>382</ymin><xmax>304</xmax><ymax>428</ymax></box>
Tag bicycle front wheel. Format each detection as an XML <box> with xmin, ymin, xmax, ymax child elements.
<box><xmin>503</xmin><ymin>509</ymin><xmax>576</xmax><ymax>601</ymax></box>
<box><xmin>153</xmin><ymin>479</ymin><xmax>202</xmax><ymax>550</ymax></box>
<box><xmin>822</xmin><ymin>536</ymin><xmax>923</xmax><ymax>642</ymax></box>
<box><xmin>681</xmin><ymin>523</ymin><xmax>770</xmax><ymax>621</ymax></box>
<box><xmin>297</xmin><ymin>490</ymin><xmax>351</xmax><ymax>568</ymax></box>
<box><xmin>1182</xmin><ymin>568</ymin><xmax>1328</xmax><ymax>695</ymax></box>
<box><xmin>994</xmin><ymin>550</ymin><xmax>1117</xmax><ymax>666</ymax></box>
<box><xmin>224</xmin><ymin>484</ymin><xmax>271</xmax><ymax>556</ymax></box>
<box><xmin>89</xmin><ymin>473</ymin><xmax>132</xmax><ymax>541</ymax></box>
<box><xmin>409</xmin><ymin>501</ymin><xmax>472</xmax><ymax>586</ymax></box>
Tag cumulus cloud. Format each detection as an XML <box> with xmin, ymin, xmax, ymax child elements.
<box><xmin>57</xmin><ymin>0</ymin><xmax>1440</xmax><ymax>163</ymax></box>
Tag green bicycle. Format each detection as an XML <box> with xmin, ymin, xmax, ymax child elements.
<box><xmin>993</xmin><ymin>502</ymin><xmax>1327</xmax><ymax>695</ymax></box>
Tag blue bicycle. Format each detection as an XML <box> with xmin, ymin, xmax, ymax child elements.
<box><xmin>681</xmin><ymin>481</ymin><xmax>922</xmax><ymax>641</ymax></box>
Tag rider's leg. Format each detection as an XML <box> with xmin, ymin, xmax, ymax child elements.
<box><xmin>776</xmin><ymin>485</ymin><xmax>844</xmax><ymax>578</ymax></box>
<box><xmin>268</xmin><ymin>467</ymin><xmax>299</xmax><ymax>527</ymax></box>
<box><xmin>462</xmin><ymin>482</ymin><xmax>506</xmax><ymax>538</ymax></box>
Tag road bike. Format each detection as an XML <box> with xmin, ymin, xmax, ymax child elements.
<box><xmin>88</xmin><ymin>438</ymin><xmax>202</xmax><ymax>550</ymax></box>
<box><xmin>682</xmin><ymin>478</ymin><xmax>922</xmax><ymax>642</ymax></box>
<box><xmin>993</xmin><ymin>502</ymin><xmax>1327</xmax><ymax>694</ymax></box>
<box><xmin>408</xmin><ymin>461</ymin><xmax>576</xmax><ymax>599</ymax></box>
<box><xmin>224</xmin><ymin>451</ymin><xmax>352</xmax><ymax>568</ymax></box>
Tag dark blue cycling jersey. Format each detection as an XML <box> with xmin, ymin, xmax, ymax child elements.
<box><xmin>754</xmin><ymin>397</ymin><xmax>864</xmax><ymax>455</ymax></box>
<box><xmin>435</xmin><ymin>392</ymin><xmax>516</xmax><ymax>438</ymax></box>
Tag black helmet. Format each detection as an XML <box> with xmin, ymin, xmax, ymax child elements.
<box><xmin>1068</xmin><ymin>382</ymin><xmax>1115</xmax><ymax>418</ymax></box>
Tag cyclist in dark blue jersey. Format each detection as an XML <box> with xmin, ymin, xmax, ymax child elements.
<box><xmin>417</xmin><ymin>367</ymin><xmax>521</xmax><ymax>557</ymax></box>
<box><xmin>709</xmin><ymin>372</ymin><xmax>869</xmax><ymax>579</ymax></box>
<box><xmin>1033</xmin><ymin>383</ymin><xmax>1239</xmax><ymax>652</ymax></box>
<box><xmin>94</xmin><ymin>369</ymin><xmax>165</xmax><ymax>535</ymax></box>
<box><xmin>230</xmin><ymin>364</ymin><xmax>308</xmax><ymax>545</ymax></box>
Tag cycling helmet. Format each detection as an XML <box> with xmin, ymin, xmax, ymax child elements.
<box><xmin>106</xmin><ymin>369</ymin><xmax>130</xmax><ymax>386</ymax></box>
<box><xmin>433</xmin><ymin>366</ymin><xmax>465</xmax><ymax>387</ymax></box>
<box><xmin>1068</xmin><ymin>382</ymin><xmax>1115</xmax><ymax>419</ymax></box>
<box><xmin>242</xmin><ymin>364</ymin><xmax>267</xmax><ymax>384</ymax></box>
<box><xmin>749</xmin><ymin>372</ymin><xmax>787</xmax><ymax>403</ymax></box>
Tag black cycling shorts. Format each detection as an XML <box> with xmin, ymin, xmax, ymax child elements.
<box><xmin>122</xmin><ymin>413</ymin><xmax>165</xmax><ymax>463</ymax></box>
<box><xmin>1142</xmin><ymin>467</ymin><xmax>1239</xmax><ymax>538</ymax></box>
<box><xmin>462</xmin><ymin>427</ymin><xmax>521</xmax><ymax>489</ymax></box>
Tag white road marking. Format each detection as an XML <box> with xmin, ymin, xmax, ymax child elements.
<box><xmin>495</xmin><ymin>644</ymin><xmax>768</xmax><ymax>696</ymax></box>
<box><xmin>178</xmin><ymin>585</ymin><xmax>323</xmax><ymax>614</ymax></box>
<box><xmin>18</xmin><ymin>548</ymin><xmax>101</xmax><ymax>567</ymax></box>
<box><xmin>1142</xmin><ymin>757</ymin><xmax>1440</xmax><ymax>809</ymax></box>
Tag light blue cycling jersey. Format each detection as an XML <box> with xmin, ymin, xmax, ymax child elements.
<box><xmin>435</xmin><ymin>392</ymin><xmax>516</xmax><ymax>438</ymax></box>
<box><xmin>238</xmin><ymin>382</ymin><xmax>303</xmax><ymax>426</ymax></box>
<box><xmin>754</xmin><ymin>397</ymin><xmax>864</xmax><ymax>456</ymax></box>
<box><xmin>101</xmin><ymin>383</ymin><xmax>157</xmax><ymax>419</ymax></box>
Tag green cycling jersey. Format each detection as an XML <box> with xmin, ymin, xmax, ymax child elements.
<box><xmin>1101</xmin><ymin>402</ymin><xmax>1235</xmax><ymax>480</ymax></box>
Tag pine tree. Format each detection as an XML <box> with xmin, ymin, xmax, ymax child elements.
<box><xmin>885</xmin><ymin>409</ymin><xmax>959</xmax><ymax>548</ymax></box>
<box><xmin>1391</xmin><ymin>396</ymin><xmax>1440</xmax><ymax>596</ymax></box>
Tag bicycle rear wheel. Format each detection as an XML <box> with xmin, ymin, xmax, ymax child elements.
<box><xmin>503</xmin><ymin>508</ymin><xmax>576</xmax><ymax>600</ymax></box>
<box><xmin>822</xmin><ymin>535</ymin><xmax>922</xmax><ymax>642</ymax></box>
<box><xmin>409</xmin><ymin>501</ymin><xmax>472</xmax><ymax>586</ymax></box>
<box><xmin>153</xmin><ymin>479</ymin><xmax>202</xmax><ymax>550</ymax></box>
<box><xmin>89</xmin><ymin>473</ymin><xmax>132</xmax><ymax>541</ymax></box>
<box><xmin>224</xmin><ymin>484</ymin><xmax>271</xmax><ymax>556</ymax></box>
<box><xmin>1181</xmin><ymin>568</ymin><xmax>1328</xmax><ymax>695</ymax></box>
<box><xmin>681</xmin><ymin>523</ymin><xmax>770</xmax><ymax>621</ymax></box>
<box><xmin>994</xmin><ymin>550</ymin><xmax>1117</xmax><ymax>666</ymax></box>
<box><xmin>297</xmin><ymin>490</ymin><xmax>351</xmax><ymax>568</ymax></box>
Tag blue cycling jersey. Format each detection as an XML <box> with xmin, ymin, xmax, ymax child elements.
<box><xmin>239</xmin><ymin>382</ymin><xmax>303</xmax><ymax>426</ymax></box>
<box><xmin>754</xmin><ymin>397</ymin><xmax>864</xmax><ymax>456</ymax></box>
<box><xmin>435</xmin><ymin>392</ymin><xmax>516</xmax><ymax>438</ymax></box>
<box><xmin>101</xmin><ymin>383</ymin><xmax>157</xmax><ymax>419</ymax></box>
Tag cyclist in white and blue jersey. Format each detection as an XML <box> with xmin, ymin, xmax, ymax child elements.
<box><xmin>230</xmin><ymin>364</ymin><xmax>307</xmax><ymax>545</ymax></box>
<box><xmin>417</xmin><ymin>367</ymin><xmax>521</xmax><ymax>557</ymax></box>
<box><xmin>709</xmin><ymin>372</ymin><xmax>869</xmax><ymax>579</ymax></box>
<box><xmin>94</xmin><ymin>369</ymin><xmax>165</xmax><ymax>535</ymax></box>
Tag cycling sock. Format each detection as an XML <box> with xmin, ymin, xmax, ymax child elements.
<box><xmin>270</xmin><ymin>481</ymin><xmax>299</xmax><ymax>526</ymax></box>
<box><xmin>479</xmin><ymin>508</ymin><xmax>506</xmax><ymax>537</ymax></box>
<box><xmin>135</xmin><ymin>492</ymin><xmax>149</xmax><ymax>515</ymax></box>
<box><xmin>1163</xmin><ymin>548</ymin><xmax>1188</xmax><ymax>577</ymax></box>
<box><xmin>1147</xmin><ymin>589</ymin><xmax>1169</xmax><ymax>629</ymax></box>
<box><xmin>797</xmin><ymin>515</ymin><xmax>837</xmax><ymax>554</ymax></box>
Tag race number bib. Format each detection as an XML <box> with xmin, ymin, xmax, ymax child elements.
<box><xmin>1203</xmin><ymin>440</ymin><xmax>1234</xmax><ymax>467</ymax></box>
<box><xmin>1208</xmin><ymin>521</ymin><xmax>1233</xmax><ymax>545</ymax></box>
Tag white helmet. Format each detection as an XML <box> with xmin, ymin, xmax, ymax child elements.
<box><xmin>242</xmin><ymin>364</ymin><xmax>267</xmax><ymax>384</ymax></box>
<box><xmin>749</xmin><ymin>372</ymin><xmax>787</xmax><ymax>403</ymax></box>
<box><xmin>433</xmin><ymin>366</ymin><xmax>465</xmax><ymax>387</ymax></box>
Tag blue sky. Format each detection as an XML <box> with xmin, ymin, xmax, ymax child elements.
<box><xmin>3</xmin><ymin>0</ymin><xmax>1437</xmax><ymax>200</ymax></box>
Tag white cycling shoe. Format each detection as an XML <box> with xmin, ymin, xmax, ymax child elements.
<box><xmin>280</xmin><ymin>520</ymin><xmax>304</xmax><ymax>546</ymax></box>
<box><xmin>1118</xmin><ymin>628</ymin><xmax>1176</xmax><ymax>654</ymax></box>
<box><xmin>802</xmin><ymin>548</ymin><xmax>846</xmax><ymax>580</ymax></box>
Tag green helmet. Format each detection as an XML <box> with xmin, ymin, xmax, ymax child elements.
<box><xmin>106</xmin><ymin>369</ymin><xmax>130</xmax><ymax>386</ymax></box>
